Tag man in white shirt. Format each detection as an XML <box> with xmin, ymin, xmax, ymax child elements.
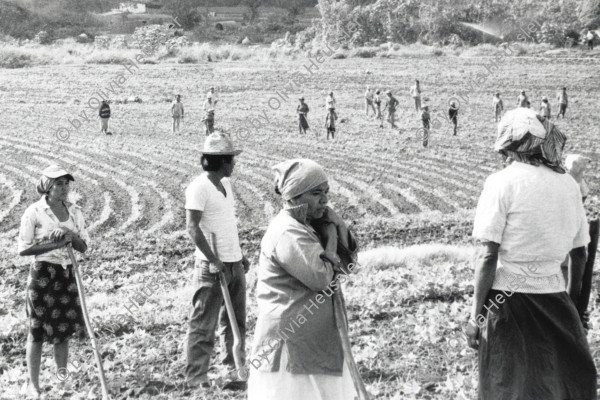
<box><xmin>171</xmin><ymin>94</ymin><xmax>184</xmax><ymax>134</ymax></box>
<box><xmin>586</xmin><ymin>30</ymin><xmax>595</xmax><ymax>50</ymax></box>
<box><xmin>184</xmin><ymin>132</ymin><xmax>249</xmax><ymax>389</ymax></box>
<box><xmin>409</xmin><ymin>79</ymin><xmax>421</xmax><ymax>112</ymax></box>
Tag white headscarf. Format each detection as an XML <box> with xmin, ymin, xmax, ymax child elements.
<box><xmin>272</xmin><ymin>159</ymin><xmax>328</xmax><ymax>200</ymax></box>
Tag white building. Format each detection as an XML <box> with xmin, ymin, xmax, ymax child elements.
<box><xmin>119</xmin><ymin>2</ymin><xmax>146</xmax><ymax>14</ymax></box>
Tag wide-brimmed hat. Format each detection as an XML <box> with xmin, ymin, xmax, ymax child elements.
<box><xmin>42</xmin><ymin>165</ymin><xmax>74</xmax><ymax>181</ymax></box>
<box><xmin>201</xmin><ymin>132</ymin><xmax>242</xmax><ymax>155</ymax></box>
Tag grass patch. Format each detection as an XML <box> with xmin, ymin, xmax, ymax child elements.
<box><xmin>85</xmin><ymin>50</ymin><xmax>140</xmax><ymax>64</ymax></box>
<box><xmin>0</xmin><ymin>46</ymin><xmax>52</xmax><ymax>68</ymax></box>
<box><xmin>350</xmin><ymin>46</ymin><xmax>380</xmax><ymax>58</ymax></box>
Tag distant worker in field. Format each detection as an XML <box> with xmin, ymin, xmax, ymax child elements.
<box><xmin>99</xmin><ymin>100</ymin><xmax>111</xmax><ymax>135</ymax></box>
<box><xmin>421</xmin><ymin>104</ymin><xmax>430</xmax><ymax>147</ymax></box>
<box><xmin>539</xmin><ymin>96</ymin><xmax>551</xmax><ymax>119</ymax></box>
<box><xmin>325</xmin><ymin>106</ymin><xmax>337</xmax><ymax>140</ymax></box>
<box><xmin>382</xmin><ymin>90</ymin><xmax>399</xmax><ymax>129</ymax></box>
<box><xmin>557</xmin><ymin>87</ymin><xmax>568</xmax><ymax>119</ymax></box>
<box><xmin>171</xmin><ymin>94</ymin><xmax>185</xmax><ymax>134</ymax></box>
<box><xmin>448</xmin><ymin>101</ymin><xmax>459</xmax><ymax>136</ymax></box>
<box><xmin>184</xmin><ymin>132</ymin><xmax>249</xmax><ymax>389</ymax></box>
<box><xmin>374</xmin><ymin>90</ymin><xmax>383</xmax><ymax>128</ymax></box>
<box><xmin>517</xmin><ymin>90</ymin><xmax>529</xmax><ymax>108</ymax></box>
<box><xmin>297</xmin><ymin>97</ymin><xmax>310</xmax><ymax>136</ymax></box>
<box><xmin>203</xmin><ymin>90</ymin><xmax>218</xmax><ymax>136</ymax></box>
<box><xmin>364</xmin><ymin>86</ymin><xmax>376</xmax><ymax>117</ymax></box>
<box><xmin>325</xmin><ymin>91</ymin><xmax>337</xmax><ymax>120</ymax></box>
<box><xmin>492</xmin><ymin>93</ymin><xmax>504</xmax><ymax>122</ymax></box>
<box><xmin>410</xmin><ymin>79</ymin><xmax>422</xmax><ymax>113</ymax></box>
<box><xmin>585</xmin><ymin>29</ymin><xmax>595</xmax><ymax>50</ymax></box>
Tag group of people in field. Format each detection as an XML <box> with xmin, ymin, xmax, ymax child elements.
<box><xmin>17</xmin><ymin>73</ymin><xmax>596</xmax><ymax>400</ymax></box>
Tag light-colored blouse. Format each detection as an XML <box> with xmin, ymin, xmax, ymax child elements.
<box><xmin>18</xmin><ymin>197</ymin><xmax>90</xmax><ymax>267</ymax></box>
<box><xmin>473</xmin><ymin>162</ymin><xmax>589</xmax><ymax>293</ymax></box>
<box><xmin>251</xmin><ymin>205</ymin><xmax>353</xmax><ymax>375</ymax></box>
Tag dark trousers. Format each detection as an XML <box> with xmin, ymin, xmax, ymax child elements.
<box><xmin>558</xmin><ymin>103</ymin><xmax>567</xmax><ymax>118</ymax></box>
<box><xmin>185</xmin><ymin>259</ymin><xmax>246</xmax><ymax>384</ymax></box>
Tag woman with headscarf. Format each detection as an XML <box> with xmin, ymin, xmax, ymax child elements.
<box><xmin>18</xmin><ymin>165</ymin><xmax>90</xmax><ymax>398</ymax></box>
<box><xmin>248</xmin><ymin>159</ymin><xmax>359</xmax><ymax>400</ymax></box>
<box><xmin>467</xmin><ymin>108</ymin><xmax>597</xmax><ymax>400</ymax></box>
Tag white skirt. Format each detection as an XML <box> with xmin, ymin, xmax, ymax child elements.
<box><xmin>248</xmin><ymin>344</ymin><xmax>357</xmax><ymax>400</ymax></box>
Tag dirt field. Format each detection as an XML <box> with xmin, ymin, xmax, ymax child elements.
<box><xmin>0</xmin><ymin>54</ymin><xmax>599</xmax><ymax>399</ymax></box>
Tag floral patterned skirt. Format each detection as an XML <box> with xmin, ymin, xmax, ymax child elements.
<box><xmin>26</xmin><ymin>261</ymin><xmax>86</xmax><ymax>343</ymax></box>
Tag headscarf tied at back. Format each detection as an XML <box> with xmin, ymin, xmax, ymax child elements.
<box><xmin>36</xmin><ymin>176</ymin><xmax>56</xmax><ymax>195</ymax></box>
<box><xmin>495</xmin><ymin>108</ymin><xmax>567</xmax><ymax>173</ymax></box>
<box><xmin>36</xmin><ymin>165</ymin><xmax>75</xmax><ymax>196</ymax></box>
<box><xmin>272</xmin><ymin>159</ymin><xmax>328</xmax><ymax>200</ymax></box>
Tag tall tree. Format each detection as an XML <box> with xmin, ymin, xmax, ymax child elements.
<box><xmin>580</xmin><ymin>0</ymin><xmax>600</xmax><ymax>27</ymax></box>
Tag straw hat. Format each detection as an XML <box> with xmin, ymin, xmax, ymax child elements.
<box><xmin>201</xmin><ymin>132</ymin><xmax>242</xmax><ymax>155</ymax></box>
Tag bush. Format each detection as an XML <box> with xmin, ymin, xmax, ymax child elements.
<box><xmin>0</xmin><ymin>47</ymin><xmax>51</xmax><ymax>68</ymax></box>
<box><xmin>85</xmin><ymin>50</ymin><xmax>136</xmax><ymax>64</ymax></box>
<box><xmin>331</xmin><ymin>50</ymin><xmax>348</xmax><ymax>59</ymax></box>
<box><xmin>349</xmin><ymin>46</ymin><xmax>379</xmax><ymax>58</ymax></box>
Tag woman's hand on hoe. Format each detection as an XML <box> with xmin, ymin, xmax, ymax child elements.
<box><xmin>56</xmin><ymin>231</ymin><xmax>74</xmax><ymax>248</ymax></box>
<box><xmin>49</xmin><ymin>227</ymin><xmax>72</xmax><ymax>242</ymax></box>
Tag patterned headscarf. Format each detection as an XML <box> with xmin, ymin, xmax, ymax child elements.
<box><xmin>494</xmin><ymin>108</ymin><xmax>566</xmax><ymax>173</ymax></box>
<box><xmin>36</xmin><ymin>176</ymin><xmax>56</xmax><ymax>195</ymax></box>
<box><xmin>272</xmin><ymin>159</ymin><xmax>328</xmax><ymax>200</ymax></box>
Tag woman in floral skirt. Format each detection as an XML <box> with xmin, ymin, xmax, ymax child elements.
<box><xmin>18</xmin><ymin>165</ymin><xmax>90</xmax><ymax>398</ymax></box>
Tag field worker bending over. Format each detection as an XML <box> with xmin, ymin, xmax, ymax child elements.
<box><xmin>184</xmin><ymin>132</ymin><xmax>250</xmax><ymax>389</ymax></box>
<box><xmin>468</xmin><ymin>108</ymin><xmax>596</xmax><ymax>400</ymax></box>
<box><xmin>172</xmin><ymin>94</ymin><xmax>185</xmax><ymax>134</ymax></box>
<box><xmin>99</xmin><ymin>100</ymin><xmax>111</xmax><ymax>135</ymax></box>
<box><xmin>248</xmin><ymin>158</ymin><xmax>359</xmax><ymax>400</ymax></box>
<box><xmin>409</xmin><ymin>79</ymin><xmax>422</xmax><ymax>112</ymax></box>
<box><xmin>557</xmin><ymin>87</ymin><xmax>568</xmax><ymax>119</ymax></box>
<box><xmin>297</xmin><ymin>97</ymin><xmax>310</xmax><ymax>136</ymax></box>
<box><xmin>364</xmin><ymin>86</ymin><xmax>376</xmax><ymax>116</ymax></box>
<box><xmin>516</xmin><ymin>90</ymin><xmax>529</xmax><ymax>108</ymax></box>
<box><xmin>18</xmin><ymin>165</ymin><xmax>90</xmax><ymax>398</ymax></box>
<box><xmin>539</xmin><ymin>96</ymin><xmax>551</xmax><ymax>119</ymax></box>
<box><xmin>492</xmin><ymin>93</ymin><xmax>504</xmax><ymax>122</ymax></box>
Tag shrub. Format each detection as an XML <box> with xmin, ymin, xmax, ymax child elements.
<box><xmin>85</xmin><ymin>50</ymin><xmax>135</xmax><ymax>64</ymax></box>
<box><xmin>0</xmin><ymin>48</ymin><xmax>35</xmax><ymax>68</ymax></box>
<box><xmin>0</xmin><ymin>47</ymin><xmax>52</xmax><ymax>68</ymax></box>
<box><xmin>350</xmin><ymin>46</ymin><xmax>379</xmax><ymax>58</ymax></box>
<box><xmin>331</xmin><ymin>50</ymin><xmax>348</xmax><ymax>59</ymax></box>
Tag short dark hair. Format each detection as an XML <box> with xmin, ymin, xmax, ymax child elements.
<box><xmin>201</xmin><ymin>154</ymin><xmax>234</xmax><ymax>171</ymax></box>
